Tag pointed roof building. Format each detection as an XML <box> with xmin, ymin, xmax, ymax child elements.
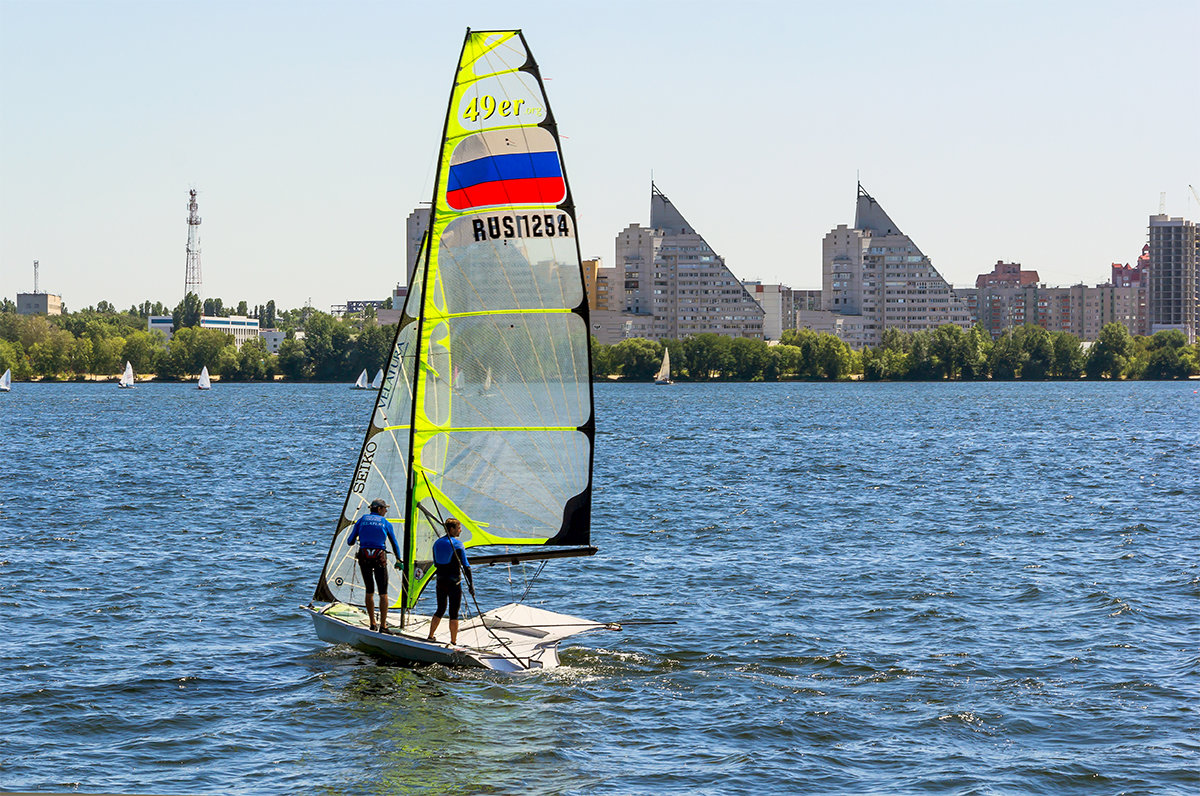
<box><xmin>603</xmin><ymin>183</ymin><xmax>764</xmax><ymax>342</ymax></box>
<box><xmin>810</xmin><ymin>183</ymin><xmax>972</xmax><ymax>347</ymax></box>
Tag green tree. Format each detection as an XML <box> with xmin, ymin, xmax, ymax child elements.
<box><xmin>303</xmin><ymin>312</ymin><xmax>354</xmax><ymax>380</ymax></box>
<box><xmin>1142</xmin><ymin>329</ymin><xmax>1190</xmax><ymax>379</ymax></box>
<box><xmin>93</xmin><ymin>336</ymin><xmax>126</xmax><ymax>375</ymax></box>
<box><xmin>277</xmin><ymin>337</ymin><xmax>308</xmax><ymax>379</ymax></box>
<box><xmin>173</xmin><ymin>292</ymin><xmax>203</xmax><ymax>329</ymax></box>
<box><xmin>929</xmin><ymin>324</ymin><xmax>966</xmax><ymax>379</ymax></box>
<box><xmin>990</xmin><ymin>329</ymin><xmax>1027</xmax><ymax>380</ymax></box>
<box><xmin>960</xmin><ymin>325</ymin><xmax>991</xmax><ymax>380</ymax></box>
<box><xmin>730</xmin><ymin>337</ymin><xmax>770</xmax><ymax>380</ymax></box>
<box><xmin>215</xmin><ymin>343</ymin><xmax>239</xmax><ymax>377</ymax></box>
<box><xmin>1020</xmin><ymin>325</ymin><xmax>1054</xmax><ymax>380</ymax></box>
<box><xmin>907</xmin><ymin>332</ymin><xmax>936</xmax><ymax>379</ymax></box>
<box><xmin>68</xmin><ymin>336</ymin><xmax>94</xmax><ymax>377</ymax></box>
<box><xmin>589</xmin><ymin>336</ymin><xmax>613</xmax><ymax>378</ymax></box>
<box><xmin>235</xmin><ymin>335</ymin><xmax>274</xmax><ymax>380</ymax></box>
<box><xmin>0</xmin><ymin>339</ymin><xmax>23</xmax><ymax>376</ymax></box>
<box><xmin>610</xmin><ymin>337</ymin><xmax>662</xmax><ymax>380</ymax></box>
<box><xmin>235</xmin><ymin>300</ymin><xmax>249</xmax><ymax>316</ymax></box>
<box><xmin>1085</xmin><ymin>322</ymin><xmax>1132</xmax><ymax>379</ymax></box>
<box><xmin>781</xmin><ymin>328</ymin><xmax>822</xmax><ymax>378</ymax></box>
<box><xmin>159</xmin><ymin>327</ymin><xmax>232</xmax><ymax>378</ymax></box>
<box><xmin>814</xmin><ymin>334</ymin><xmax>852</xmax><ymax>379</ymax></box>
<box><xmin>350</xmin><ymin>323</ymin><xmax>391</xmax><ymax>376</ymax></box>
<box><xmin>769</xmin><ymin>344</ymin><xmax>803</xmax><ymax>379</ymax></box>
<box><xmin>683</xmin><ymin>333</ymin><xmax>732</xmax><ymax>380</ymax></box>
<box><xmin>862</xmin><ymin>346</ymin><xmax>909</xmax><ymax>380</ymax></box>
<box><xmin>1050</xmin><ymin>331</ymin><xmax>1084</xmax><ymax>378</ymax></box>
<box><xmin>122</xmin><ymin>330</ymin><xmax>162</xmax><ymax>374</ymax></box>
<box><xmin>264</xmin><ymin>300</ymin><xmax>277</xmax><ymax>329</ymax></box>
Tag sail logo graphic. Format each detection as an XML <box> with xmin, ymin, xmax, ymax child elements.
<box><xmin>446</xmin><ymin>150</ymin><xmax>565</xmax><ymax>211</ymax></box>
<box><xmin>351</xmin><ymin>440</ymin><xmax>377</xmax><ymax>494</ymax></box>
<box><xmin>462</xmin><ymin>95</ymin><xmax>543</xmax><ymax>123</ymax></box>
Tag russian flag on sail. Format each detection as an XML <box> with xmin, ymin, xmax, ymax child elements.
<box><xmin>446</xmin><ymin>148</ymin><xmax>565</xmax><ymax>211</ymax></box>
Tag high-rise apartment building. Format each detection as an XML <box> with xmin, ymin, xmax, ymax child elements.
<box><xmin>960</xmin><ymin>281</ymin><xmax>1146</xmax><ymax>341</ymax></box>
<box><xmin>812</xmin><ymin>185</ymin><xmax>972</xmax><ymax>347</ymax></box>
<box><xmin>609</xmin><ymin>184</ymin><xmax>764</xmax><ymax>342</ymax></box>
<box><xmin>742</xmin><ymin>281</ymin><xmax>794</xmax><ymax>341</ymax></box>
<box><xmin>1147</xmin><ymin>214</ymin><xmax>1199</xmax><ymax>342</ymax></box>
<box><xmin>406</xmin><ymin>208</ymin><xmax>431</xmax><ymax>284</ymax></box>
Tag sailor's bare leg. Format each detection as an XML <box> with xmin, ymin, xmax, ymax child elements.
<box><xmin>379</xmin><ymin>599</ymin><xmax>389</xmax><ymax>632</ymax></box>
<box><xmin>427</xmin><ymin>616</ymin><xmax>440</xmax><ymax>640</ymax></box>
<box><xmin>449</xmin><ymin>619</ymin><xmax>459</xmax><ymax>645</ymax></box>
<box><xmin>365</xmin><ymin>593</ymin><xmax>377</xmax><ymax>631</ymax></box>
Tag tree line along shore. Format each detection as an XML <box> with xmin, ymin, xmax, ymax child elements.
<box><xmin>1</xmin><ymin>300</ymin><xmax>1197</xmax><ymax>383</ymax></box>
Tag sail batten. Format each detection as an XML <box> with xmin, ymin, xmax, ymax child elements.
<box><xmin>316</xmin><ymin>29</ymin><xmax>593</xmax><ymax>615</ymax></box>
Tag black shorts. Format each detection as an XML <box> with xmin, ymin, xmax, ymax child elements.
<box><xmin>356</xmin><ymin>548</ymin><xmax>388</xmax><ymax>595</ymax></box>
<box><xmin>433</xmin><ymin>576</ymin><xmax>461</xmax><ymax>620</ymax></box>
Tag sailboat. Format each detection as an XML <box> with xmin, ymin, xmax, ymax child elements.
<box><xmin>0</xmin><ymin>368</ymin><xmax>10</xmax><ymax>392</ymax></box>
<box><xmin>654</xmin><ymin>348</ymin><xmax>673</xmax><ymax>385</ymax></box>
<box><xmin>197</xmin><ymin>365</ymin><xmax>211</xmax><ymax>390</ymax></box>
<box><xmin>371</xmin><ymin>368</ymin><xmax>384</xmax><ymax>389</ymax></box>
<box><xmin>351</xmin><ymin>369</ymin><xmax>370</xmax><ymax>390</ymax></box>
<box><xmin>306</xmin><ymin>29</ymin><xmax>613</xmax><ymax>671</ymax></box>
<box><xmin>118</xmin><ymin>361</ymin><xmax>135</xmax><ymax>388</ymax></box>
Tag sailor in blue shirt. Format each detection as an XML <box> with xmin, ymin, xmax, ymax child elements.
<box><xmin>426</xmin><ymin>517</ymin><xmax>473</xmax><ymax>645</ymax></box>
<box><xmin>346</xmin><ymin>497</ymin><xmax>402</xmax><ymax>633</ymax></box>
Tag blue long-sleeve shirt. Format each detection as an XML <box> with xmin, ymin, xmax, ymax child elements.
<box><xmin>347</xmin><ymin>513</ymin><xmax>401</xmax><ymax>557</ymax></box>
<box><xmin>432</xmin><ymin>535</ymin><xmax>470</xmax><ymax>581</ymax></box>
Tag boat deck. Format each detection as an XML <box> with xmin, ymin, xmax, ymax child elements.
<box><xmin>306</xmin><ymin>601</ymin><xmax>611</xmax><ymax>671</ymax></box>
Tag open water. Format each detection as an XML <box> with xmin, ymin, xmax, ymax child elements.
<box><xmin>0</xmin><ymin>381</ymin><xmax>1196</xmax><ymax>794</ymax></box>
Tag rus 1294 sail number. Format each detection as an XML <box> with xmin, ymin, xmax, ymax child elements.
<box><xmin>463</xmin><ymin>95</ymin><xmax>542</xmax><ymax>122</ymax></box>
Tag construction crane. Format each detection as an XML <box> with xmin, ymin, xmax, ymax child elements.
<box><xmin>1189</xmin><ymin>184</ymin><xmax>1200</xmax><ymax>209</ymax></box>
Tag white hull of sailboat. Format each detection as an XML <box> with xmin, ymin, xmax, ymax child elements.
<box><xmin>306</xmin><ymin>602</ymin><xmax>607</xmax><ymax>672</ymax></box>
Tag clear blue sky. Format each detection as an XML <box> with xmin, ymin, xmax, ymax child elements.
<box><xmin>2</xmin><ymin>0</ymin><xmax>1197</xmax><ymax>312</ymax></box>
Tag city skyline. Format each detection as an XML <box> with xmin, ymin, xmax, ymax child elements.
<box><xmin>2</xmin><ymin>0</ymin><xmax>1197</xmax><ymax>310</ymax></box>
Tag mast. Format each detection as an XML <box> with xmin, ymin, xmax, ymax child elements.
<box><xmin>398</xmin><ymin>30</ymin><xmax>472</xmax><ymax>629</ymax></box>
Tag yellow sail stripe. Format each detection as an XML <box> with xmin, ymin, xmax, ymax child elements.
<box><xmin>443</xmin><ymin>307</ymin><xmax>571</xmax><ymax>319</ymax></box>
<box><xmin>430</xmin><ymin>425</ymin><xmax>575</xmax><ymax>433</ymax></box>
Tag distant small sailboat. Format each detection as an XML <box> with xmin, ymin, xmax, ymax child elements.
<box><xmin>197</xmin><ymin>365</ymin><xmax>211</xmax><ymax>390</ymax></box>
<box><xmin>654</xmin><ymin>348</ymin><xmax>673</xmax><ymax>385</ymax></box>
<box><xmin>351</xmin><ymin>369</ymin><xmax>370</xmax><ymax>390</ymax></box>
<box><xmin>0</xmin><ymin>368</ymin><xmax>11</xmax><ymax>392</ymax></box>
<box><xmin>371</xmin><ymin>368</ymin><xmax>384</xmax><ymax>389</ymax></box>
<box><xmin>479</xmin><ymin>366</ymin><xmax>496</xmax><ymax>397</ymax></box>
<box><xmin>118</xmin><ymin>361</ymin><xmax>135</xmax><ymax>388</ymax></box>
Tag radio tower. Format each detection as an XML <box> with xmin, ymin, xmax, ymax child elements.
<box><xmin>183</xmin><ymin>189</ymin><xmax>203</xmax><ymax>299</ymax></box>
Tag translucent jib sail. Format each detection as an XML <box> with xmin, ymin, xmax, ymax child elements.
<box><xmin>315</xmin><ymin>30</ymin><xmax>593</xmax><ymax>612</ymax></box>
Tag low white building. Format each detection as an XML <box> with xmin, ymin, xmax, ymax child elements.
<box><xmin>148</xmin><ymin>315</ymin><xmax>262</xmax><ymax>349</ymax></box>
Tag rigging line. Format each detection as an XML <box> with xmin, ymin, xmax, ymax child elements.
<box><xmin>516</xmin><ymin>559</ymin><xmax>546</xmax><ymax>604</ymax></box>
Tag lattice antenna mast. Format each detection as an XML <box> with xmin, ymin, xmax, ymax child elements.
<box><xmin>33</xmin><ymin>260</ymin><xmax>40</xmax><ymax>293</ymax></box>
<box><xmin>184</xmin><ymin>189</ymin><xmax>203</xmax><ymax>299</ymax></box>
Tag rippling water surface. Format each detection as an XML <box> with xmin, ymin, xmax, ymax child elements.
<box><xmin>1</xmin><ymin>381</ymin><xmax>1196</xmax><ymax>794</ymax></box>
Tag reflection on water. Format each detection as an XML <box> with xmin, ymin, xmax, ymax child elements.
<box><xmin>328</xmin><ymin>662</ymin><xmax>587</xmax><ymax>795</ymax></box>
